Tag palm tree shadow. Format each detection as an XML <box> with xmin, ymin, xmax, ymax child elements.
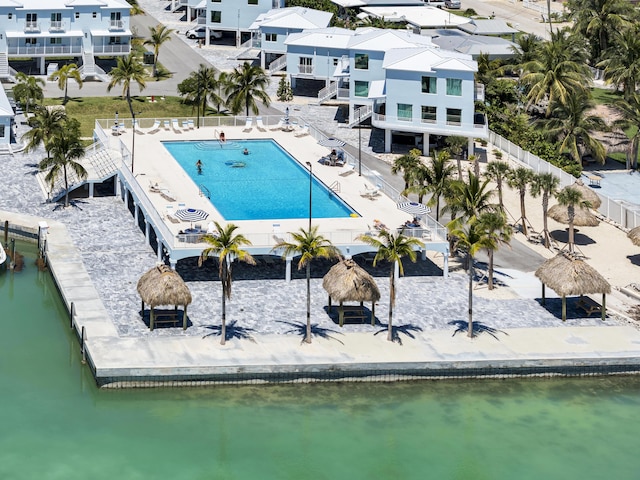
<box><xmin>202</xmin><ymin>320</ymin><xmax>256</xmax><ymax>342</ymax></box>
<box><xmin>277</xmin><ymin>320</ymin><xmax>344</xmax><ymax>345</ymax></box>
<box><xmin>52</xmin><ymin>199</ymin><xmax>88</xmax><ymax>211</ymax></box>
<box><xmin>374</xmin><ymin>323</ymin><xmax>423</xmax><ymax>345</ymax></box>
<box><xmin>448</xmin><ymin>320</ymin><xmax>507</xmax><ymax>340</ymax></box>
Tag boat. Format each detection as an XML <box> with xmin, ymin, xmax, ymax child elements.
<box><xmin>0</xmin><ymin>245</ymin><xmax>6</xmax><ymax>266</ymax></box>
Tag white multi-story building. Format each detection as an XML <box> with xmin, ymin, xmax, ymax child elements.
<box><xmin>0</xmin><ymin>0</ymin><xmax>132</xmax><ymax>81</ymax></box>
<box><xmin>0</xmin><ymin>87</ymin><xmax>13</xmax><ymax>148</ymax></box>
<box><xmin>285</xmin><ymin>27</ymin><xmax>487</xmax><ymax>154</ymax></box>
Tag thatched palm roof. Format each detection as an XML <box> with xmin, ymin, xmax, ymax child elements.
<box><xmin>137</xmin><ymin>264</ymin><xmax>192</xmax><ymax>307</ymax></box>
<box><xmin>547</xmin><ymin>204</ymin><xmax>600</xmax><ymax>227</ymax></box>
<box><xmin>628</xmin><ymin>226</ymin><xmax>640</xmax><ymax>246</ymax></box>
<box><xmin>322</xmin><ymin>259</ymin><xmax>380</xmax><ymax>303</ymax></box>
<box><xmin>535</xmin><ymin>253</ymin><xmax>611</xmax><ymax>296</ymax></box>
<box><xmin>573</xmin><ymin>179</ymin><xmax>602</xmax><ymax>209</ymax></box>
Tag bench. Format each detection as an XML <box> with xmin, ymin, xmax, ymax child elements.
<box><xmin>333</xmin><ymin>305</ymin><xmax>372</xmax><ymax>327</ymax></box>
<box><xmin>150</xmin><ymin>310</ymin><xmax>187</xmax><ymax>330</ymax></box>
<box><xmin>576</xmin><ymin>296</ymin><xmax>602</xmax><ymax>317</ymax></box>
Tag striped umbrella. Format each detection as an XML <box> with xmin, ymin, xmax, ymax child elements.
<box><xmin>318</xmin><ymin>137</ymin><xmax>346</xmax><ymax>148</ymax></box>
<box><xmin>175</xmin><ymin>208</ymin><xmax>209</xmax><ymax>227</ymax></box>
<box><xmin>396</xmin><ymin>201</ymin><xmax>430</xmax><ymax>215</ymax></box>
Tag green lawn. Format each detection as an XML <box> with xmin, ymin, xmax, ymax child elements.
<box><xmin>42</xmin><ymin>96</ymin><xmax>197</xmax><ymax>138</ymax></box>
<box><xmin>591</xmin><ymin>87</ymin><xmax>622</xmax><ymax>106</ymax></box>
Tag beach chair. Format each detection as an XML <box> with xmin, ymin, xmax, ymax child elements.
<box><xmin>133</xmin><ymin>119</ymin><xmax>144</xmax><ymax>135</ymax></box>
<box><xmin>294</xmin><ymin>124</ymin><xmax>310</xmax><ymax>137</ymax></box>
<box><xmin>118</xmin><ymin>121</ymin><xmax>126</xmax><ymax>134</ymax></box>
<box><xmin>181</xmin><ymin>120</ymin><xmax>189</xmax><ymax>130</ymax></box>
<box><xmin>188</xmin><ymin>119</ymin><xmax>195</xmax><ymax>129</ymax></box>
<box><xmin>171</xmin><ymin>119</ymin><xmax>182</xmax><ymax>133</ymax></box>
<box><xmin>165</xmin><ymin>205</ymin><xmax>180</xmax><ymax>223</ymax></box>
<box><xmin>256</xmin><ymin>116</ymin><xmax>267</xmax><ymax>132</ymax></box>
<box><xmin>360</xmin><ymin>183</ymin><xmax>380</xmax><ymax>199</ymax></box>
<box><xmin>270</xmin><ymin>118</ymin><xmax>284</xmax><ymax>131</ymax></box>
<box><xmin>163</xmin><ymin>120</ymin><xmax>171</xmax><ymax>131</ymax></box>
<box><xmin>147</xmin><ymin>119</ymin><xmax>161</xmax><ymax>134</ymax></box>
<box><xmin>243</xmin><ymin>117</ymin><xmax>253</xmax><ymax>132</ymax></box>
<box><xmin>339</xmin><ymin>164</ymin><xmax>355</xmax><ymax>176</ymax></box>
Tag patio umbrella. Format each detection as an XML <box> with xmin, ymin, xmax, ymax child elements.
<box><xmin>318</xmin><ymin>137</ymin><xmax>346</xmax><ymax>148</ymax></box>
<box><xmin>573</xmin><ymin>179</ymin><xmax>602</xmax><ymax>209</ymax></box>
<box><xmin>627</xmin><ymin>226</ymin><xmax>640</xmax><ymax>246</ymax></box>
<box><xmin>397</xmin><ymin>201</ymin><xmax>431</xmax><ymax>215</ymax></box>
<box><xmin>547</xmin><ymin>204</ymin><xmax>599</xmax><ymax>226</ymax></box>
<box><xmin>175</xmin><ymin>208</ymin><xmax>209</xmax><ymax>227</ymax></box>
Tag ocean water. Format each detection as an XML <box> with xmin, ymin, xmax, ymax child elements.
<box><xmin>2</xmin><ymin>244</ymin><xmax>640</xmax><ymax>480</ymax></box>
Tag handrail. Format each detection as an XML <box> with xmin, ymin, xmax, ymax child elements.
<box><xmin>329</xmin><ymin>180</ymin><xmax>340</xmax><ymax>193</ymax></box>
<box><xmin>199</xmin><ymin>184</ymin><xmax>211</xmax><ymax>199</ymax></box>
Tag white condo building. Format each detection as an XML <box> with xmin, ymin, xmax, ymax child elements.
<box><xmin>0</xmin><ymin>0</ymin><xmax>132</xmax><ymax>81</ymax></box>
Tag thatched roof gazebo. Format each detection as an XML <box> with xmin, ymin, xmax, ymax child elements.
<box><xmin>534</xmin><ymin>253</ymin><xmax>611</xmax><ymax>321</ymax></box>
<box><xmin>573</xmin><ymin>179</ymin><xmax>602</xmax><ymax>209</ymax></box>
<box><xmin>322</xmin><ymin>259</ymin><xmax>380</xmax><ymax>326</ymax></box>
<box><xmin>627</xmin><ymin>226</ymin><xmax>640</xmax><ymax>246</ymax></box>
<box><xmin>547</xmin><ymin>204</ymin><xmax>600</xmax><ymax>226</ymax></box>
<box><xmin>137</xmin><ymin>264</ymin><xmax>192</xmax><ymax>330</ymax></box>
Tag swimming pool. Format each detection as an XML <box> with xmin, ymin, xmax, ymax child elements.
<box><xmin>162</xmin><ymin>139</ymin><xmax>358</xmax><ymax>221</ymax></box>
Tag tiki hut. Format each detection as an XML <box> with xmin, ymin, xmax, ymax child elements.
<box><xmin>322</xmin><ymin>259</ymin><xmax>380</xmax><ymax>326</ymax></box>
<box><xmin>535</xmin><ymin>253</ymin><xmax>611</xmax><ymax>321</ymax></box>
<box><xmin>137</xmin><ymin>264</ymin><xmax>192</xmax><ymax>330</ymax></box>
<box><xmin>548</xmin><ymin>203</ymin><xmax>599</xmax><ymax>253</ymax></box>
<box><xmin>627</xmin><ymin>226</ymin><xmax>640</xmax><ymax>246</ymax></box>
<box><xmin>573</xmin><ymin>179</ymin><xmax>602</xmax><ymax>209</ymax></box>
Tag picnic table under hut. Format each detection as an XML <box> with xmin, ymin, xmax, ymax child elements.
<box><xmin>322</xmin><ymin>258</ymin><xmax>380</xmax><ymax>327</ymax></box>
<box><xmin>137</xmin><ymin>264</ymin><xmax>192</xmax><ymax>330</ymax></box>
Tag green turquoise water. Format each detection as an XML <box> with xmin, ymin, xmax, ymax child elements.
<box><xmin>2</xmin><ymin>244</ymin><xmax>640</xmax><ymax>480</ymax></box>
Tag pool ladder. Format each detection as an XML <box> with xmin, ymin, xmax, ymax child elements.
<box><xmin>329</xmin><ymin>180</ymin><xmax>340</xmax><ymax>193</ymax></box>
<box><xmin>199</xmin><ymin>184</ymin><xmax>211</xmax><ymax>199</ymax></box>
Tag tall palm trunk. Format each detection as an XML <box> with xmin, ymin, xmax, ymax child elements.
<box><xmin>568</xmin><ymin>207</ymin><xmax>575</xmax><ymax>253</ymax></box>
<box><xmin>519</xmin><ymin>191</ymin><xmax>528</xmax><ymax>236</ymax></box>
<box><xmin>63</xmin><ymin>80</ymin><xmax>68</xmax><ymax>105</ymax></box>
<box><xmin>388</xmin><ymin>263</ymin><xmax>395</xmax><ymax>341</ymax></box>
<box><xmin>468</xmin><ymin>254</ymin><xmax>474</xmax><ymax>337</ymax></box>
<box><xmin>487</xmin><ymin>249</ymin><xmax>494</xmax><ymax>290</ymax></box>
<box><xmin>305</xmin><ymin>262</ymin><xmax>311</xmax><ymax>344</ymax></box>
<box><xmin>63</xmin><ymin>164</ymin><xmax>70</xmax><ymax>207</ymax></box>
<box><xmin>542</xmin><ymin>194</ymin><xmax>551</xmax><ymax>248</ymax></box>
<box><xmin>220</xmin><ymin>261</ymin><xmax>228</xmax><ymax>345</ymax></box>
<box><xmin>497</xmin><ymin>179</ymin><xmax>504</xmax><ymax>210</ymax></box>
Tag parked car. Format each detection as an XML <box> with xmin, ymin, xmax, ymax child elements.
<box><xmin>185</xmin><ymin>26</ymin><xmax>223</xmax><ymax>40</ymax></box>
<box><xmin>422</xmin><ymin>0</ymin><xmax>445</xmax><ymax>7</ymax></box>
<box><xmin>445</xmin><ymin>0</ymin><xmax>461</xmax><ymax>8</ymax></box>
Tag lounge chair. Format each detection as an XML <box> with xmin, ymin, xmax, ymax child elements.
<box><xmin>360</xmin><ymin>183</ymin><xmax>380</xmax><ymax>199</ymax></box>
<box><xmin>270</xmin><ymin>118</ymin><xmax>284</xmax><ymax>131</ymax></box>
<box><xmin>163</xmin><ymin>120</ymin><xmax>171</xmax><ymax>131</ymax></box>
<box><xmin>255</xmin><ymin>116</ymin><xmax>267</xmax><ymax>132</ymax></box>
<box><xmin>172</xmin><ymin>119</ymin><xmax>182</xmax><ymax>133</ymax></box>
<box><xmin>118</xmin><ymin>121</ymin><xmax>126</xmax><ymax>134</ymax></box>
<box><xmin>339</xmin><ymin>164</ymin><xmax>355</xmax><ymax>176</ymax></box>
<box><xmin>182</xmin><ymin>120</ymin><xmax>189</xmax><ymax>130</ymax></box>
<box><xmin>243</xmin><ymin>117</ymin><xmax>253</xmax><ymax>132</ymax></box>
<box><xmin>147</xmin><ymin>120</ymin><xmax>161</xmax><ymax>134</ymax></box>
<box><xmin>133</xmin><ymin>119</ymin><xmax>144</xmax><ymax>135</ymax></box>
<box><xmin>165</xmin><ymin>205</ymin><xmax>180</xmax><ymax>223</ymax></box>
<box><xmin>294</xmin><ymin>124</ymin><xmax>310</xmax><ymax>137</ymax></box>
<box><xmin>188</xmin><ymin>119</ymin><xmax>195</xmax><ymax>129</ymax></box>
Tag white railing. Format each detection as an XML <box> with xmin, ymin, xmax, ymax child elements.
<box><xmin>24</xmin><ymin>21</ymin><xmax>40</xmax><ymax>32</ymax></box>
<box><xmin>317</xmin><ymin>82</ymin><xmax>337</xmax><ymax>103</ymax></box>
<box><xmin>8</xmin><ymin>45</ymin><xmax>82</xmax><ymax>56</ymax></box>
<box><xmin>372</xmin><ymin>113</ymin><xmax>488</xmax><ymax>135</ymax></box>
<box><xmin>298</xmin><ymin>65</ymin><xmax>314</xmax><ymax>75</ymax></box>
<box><xmin>109</xmin><ymin>20</ymin><xmax>124</xmax><ymax>30</ymax></box>
<box><xmin>49</xmin><ymin>21</ymin><xmax>65</xmax><ymax>32</ymax></box>
<box><xmin>489</xmin><ymin>130</ymin><xmax>640</xmax><ymax>229</ymax></box>
<box><xmin>349</xmin><ymin>104</ymin><xmax>372</xmax><ymax>126</ymax></box>
<box><xmin>93</xmin><ymin>44</ymin><xmax>131</xmax><ymax>54</ymax></box>
<box><xmin>268</xmin><ymin>55</ymin><xmax>286</xmax><ymax>74</ymax></box>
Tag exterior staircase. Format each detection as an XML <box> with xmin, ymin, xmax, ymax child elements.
<box><xmin>0</xmin><ymin>45</ymin><xmax>16</xmax><ymax>83</ymax></box>
<box><xmin>79</xmin><ymin>31</ymin><xmax>109</xmax><ymax>82</ymax></box>
<box><xmin>347</xmin><ymin>104</ymin><xmax>372</xmax><ymax>127</ymax></box>
<box><xmin>268</xmin><ymin>55</ymin><xmax>286</xmax><ymax>74</ymax></box>
<box><xmin>317</xmin><ymin>82</ymin><xmax>337</xmax><ymax>104</ymax></box>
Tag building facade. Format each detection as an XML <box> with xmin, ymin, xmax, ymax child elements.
<box><xmin>204</xmin><ymin>0</ymin><xmax>284</xmax><ymax>47</ymax></box>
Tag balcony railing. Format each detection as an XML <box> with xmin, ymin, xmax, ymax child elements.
<box><xmin>49</xmin><ymin>21</ymin><xmax>65</xmax><ymax>32</ymax></box>
<box><xmin>109</xmin><ymin>20</ymin><xmax>124</xmax><ymax>31</ymax></box>
<box><xmin>8</xmin><ymin>45</ymin><xmax>82</xmax><ymax>56</ymax></box>
<box><xmin>298</xmin><ymin>65</ymin><xmax>314</xmax><ymax>75</ymax></box>
<box><xmin>93</xmin><ymin>44</ymin><xmax>131</xmax><ymax>54</ymax></box>
<box><xmin>372</xmin><ymin>112</ymin><xmax>488</xmax><ymax>135</ymax></box>
<box><xmin>24</xmin><ymin>21</ymin><xmax>40</xmax><ymax>33</ymax></box>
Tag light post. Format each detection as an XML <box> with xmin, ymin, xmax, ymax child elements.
<box><xmin>114</xmin><ymin>110</ymin><xmax>119</xmax><ymax>134</ymax></box>
<box><xmin>305</xmin><ymin>161</ymin><xmax>312</xmax><ymax>231</ymax></box>
<box><xmin>358</xmin><ymin>108</ymin><xmax>362</xmax><ymax>176</ymax></box>
<box><xmin>131</xmin><ymin>110</ymin><xmax>141</xmax><ymax>174</ymax></box>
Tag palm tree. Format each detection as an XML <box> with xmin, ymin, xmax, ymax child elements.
<box><xmin>613</xmin><ymin>93</ymin><xmax>640</xmax><ymax>170</ymax></box>
<box><xmin>446</xmin><ymin>217</ymin><xmax>493</xmax><ymax>337</ymax></box>
<box><xmin>21</xmin><ymin>105</ymin><xmax>67</xmax><ymax>160</ymax></box>
<box><xmin>13</xmin><ymin>73</ymin><xmax>44</xmax><ymax>114</ymax></box>
<box><xmin>477</xmin><ymin>211</ymin><xmax>513</xmax><ymax>290</ymax></box>
<box><xmin>506</xmin><ymin>166</ymin><xmax>534</xmax><ymax>236</ymax></box>
<box><xmin>419</xmin><ymin>151</ymin><xmax>456</xmax><ymax>222</ymax></box>
<box><xmin>273</xmin><ymin>226</ymin><xmax>341</xmax><ymax>344</ymax></box>
<box><xmin>48</xmin><ymin>63</ymin><xmax>83</xmax><ymax>104</ymax></box>
<box><xmin>520</xmin><ymin>29</ymin><xmax>590</xmax><ymax>115</ymax></box>
<box><xmin>177</xmin><ymin>65</ymin><xmax>225</xmax><ymax>119</ymax></box>
<box><xmin>555</xmin><ymin>186</ymin><xmax>591</xmax><ymax>253</ymax></box>
<box><xmin>444</xmin><ymin>172</ymin><xmax>496</xmax><ymax>222</ymax></box>
<box><xmin>506</xmin><ymin>33</ymin><xmax>543</xmax><ymax>75</ymax></box>
<box><xmin>38</xmin><ymin>121</ymin><xmax>86</xmax><ymax>208</ymax></box>
<box><xmin>356</xmin><ymin>230</ymin><xmax>423</xmax><ymax>342</ymax></box>
<box><xmin>391</xmin><ymin>148</ymin><xmax>422</xmax><ymax>191</ymax></box>
<box><xmin>107</xmin><ymin>54</ymin><xmax>148</xmax><ymax>121</ymax></box>
<box><xmin>144</xmin><ymin>24</ymin><xmax>174</xmax><ymax>78</ymax></box>
<box><xmin>539</xmin><ymin>93</ymin><xmax>607</xmax><ymax>165</ymax></box>
<box><xmin>445</xmin><ymin>135</ymin><xmax>467</xmax><ymax>180</ymax></box>
<box><xmin>597</xmin><ymin>26</ymin><xmax>640</xmax><ymax>100</ymax></box>
<box><xmin>530</xmin><ymin>172</ymin><xmax>560</xmax><ymax>248</ymax></box>
<box><xmin>225</xmin><ymin>62</ymin><xmax>271</xmax><ymax>116</ymax></box>
<box><xmin>199</xmin><ymin>222</ymin><xmax>255</xmax><ymax>345</ymax></box>
<box><xmin>484</xmin><ymin>161</ymin><xmax>511</xmax><ymax>210</ymax></box>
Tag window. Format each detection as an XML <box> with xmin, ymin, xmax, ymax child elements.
<box><xmin>397</xmin><ymin>104</ymin><xmax>412</xmax><ymax>121</ymax></box>
<box><xmin>25</xmin><ymin>38</ymin><xmax>37</xmax><ymax>45</ymax></box>
<box><xmin>93</xmin><ymin>12</ymin><xmax>97</xmax><ymax>18</ymax></box>
<box><xmin>211</xmin><ymin>0</ymin><xmax>221</xmax><ymax>2</ymax></box>
<box><xmin>75</xmin><ymin>12</ymin><xmax>79</xmax><ymax>19</ymax></box>
<box><xmin>26</xmin><ymin>13</ymin><xmax>37</xmax><ymax>22</ymax></box>
<box><xmin>446</xmin><ymin>78</ymin><xmax>462</xmax><ymax>96</ymax></box>
<box><xmin>111</xmin><ymin>12</ymin><xmax>121</xmax><ymax>20</ymax></box>
<box><xmin>421</xmin><ymin>76</ymin><xmax>436</xmax><ymax>94</ymax></box>
<box><xmin>0</xmin><ymin>125</ymin><xmax>5</xmax><ymax>138</ymax></box>
<box><xmin>333</xmin><ymin>58</ymin><xmax>338</xmax><ymax>66</ymax></box>
<box><xmin>51</xmin><ymin>13</ymin><xmax>62</xmax><ymax>21</ymax></box>
<box><xmin>354</xmin><ymin>81</ymin><xmax>369</xmax><ymax>97</ymax></box>
<box><xmin>210</xmin><ymin>11</ymin><xmax>221</xmax><ymax>23</ymax></box>
<box><xmin>50</xmin><ymin>37</ymin><xmax>62</xmax><ymax>45</ymax></box>
<box><xmin>265</xmin><ymin>33</ymin><xmax>277</xmax><ymax>42</ymax></box>
<box><xmin>299</xmin><ymin>57</ymin><xmax>313</xmax><ymax>74</ymax></box>
<box><xmin>109</xmin><ymin>36</ymin><xmax>121</xmax><ymax>45</ymax></box>
<box><xmin>421</xmin><ymin>106</ymin><xmax>436</xmax><ymax>123</ymax></box>
<box><xmin>8</xmin><ymin>13</ymin><xmax>12</xmax><ymax>20</ymax></box>
<box><xmin>446</xmin><ymin>108</ymin><xmax>462</xmax><ymax>125</ymax></box>
<box><xmin>248</xmin><ymin>0</ymin><xmax>258</xmax><ymax>3</ymax></box>
<box><xmin>354</xmin><ymin>53</ymin><xmax>368</xmax><ymax>70</ymax></box>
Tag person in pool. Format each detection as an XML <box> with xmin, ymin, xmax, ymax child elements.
<box><xmin>196</xmin><ymin>159</ymin><xmax>203</xmax><ymax>174</ymax></box>
<box><xmin>243</xmin><ymin>148</ymin><xmax>249</xmax><ymax>155</ymax></box>
<box><xmin>219</xmin><ymin>131</ymin><xmax>226</xmax><ymax>142</ymax></box>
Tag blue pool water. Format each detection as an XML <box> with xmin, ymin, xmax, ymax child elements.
<box><xmin>162</xmin><ymin>139</ymin><xmax>358</xmax><ymax>221</ymax></box>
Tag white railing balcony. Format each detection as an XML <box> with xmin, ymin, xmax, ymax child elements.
<box><xmin>298</xmin><ymin>65</ymin><xmax>314</xmax><ymax>75</ymax></box>
<box><xmin>372</xmin><ymin>112</ymin><xmax>488</xmax><ymax>137</ymax></box>
<box><xmin>24</xmin><ymin>21</ymin><xmax>40</xmax><ymax>33</ymax></box>
<box><xmin>49</xmin><ymin>21</ymin><xmax>65</xmax><ymax>32</ymax></box>
<box><xmin>109</xmin><ymin>20</ymin><xmax>124</xmax><ymax>31</ymax></box>
<box><xmin>337</xmin><ymin>88</ymin><xmax>349</xmax><ymax>99</ymax></box>
<box><xmin>93</xmin><ymin>44</ymin><xmax>131</xmax><ymax>54</ymax></box>
<box><xmin>475</xmin><ymin>83</ymin><xmax>485</xmax><ymax>102</ymax></box>
<box><xmin>8</xmin><ymin>45</ymin><xmax>82</xmax><ymax>56</ymax></box>
<box><xmin>197</xmin><ymin>16</ymin><xmax>206</xmax><ymax>25</ymax></box>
